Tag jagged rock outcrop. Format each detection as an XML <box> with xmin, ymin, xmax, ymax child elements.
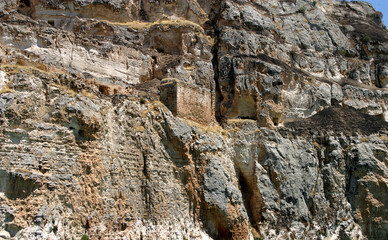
<box><xmin>0</xmin><ymin>0</ymin><xmax>387</xmax><ymax>239</ymax></box>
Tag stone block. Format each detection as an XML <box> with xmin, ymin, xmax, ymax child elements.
<box><xmin>160</xmin><ymin>78</ymin><xmax>213</xmax><ymax>123</ymax></box>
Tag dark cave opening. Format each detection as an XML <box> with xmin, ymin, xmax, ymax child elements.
<box><xmin>18</xmin><ymin>0</ymin><xmax>34</xmax><ymax>17</ymax></box>
<box><xmin>20</xmin><ymin>0</ymin><xmax>31</xmax><ymax>7</ymax></box>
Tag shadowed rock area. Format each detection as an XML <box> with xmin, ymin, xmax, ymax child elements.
<box><xmin>286</xmin><ymin>106</ymin><xmax>388</xmax><ymax>135</ymax></box>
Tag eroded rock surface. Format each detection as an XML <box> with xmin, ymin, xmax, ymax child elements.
<box><xmin>0</xmin><ymin>0</ymin><xmax>387</xmax><ymax>239</ymax></box>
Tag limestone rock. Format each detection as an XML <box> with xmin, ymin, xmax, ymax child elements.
<box><xmin>0</xmin><ymin>1</ymin><xmax>387</xmax><ymax>240</ymax></box>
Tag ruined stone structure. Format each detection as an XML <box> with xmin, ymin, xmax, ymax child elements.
<box><xmin>160</xmin><ymin>78</ymin><xmax>213</xmax><ymax>123</ymax></box>
<box><xmin>0</xmin><ymin>1</ymin><xmax>387</xmax><ymax>240</ymax></box>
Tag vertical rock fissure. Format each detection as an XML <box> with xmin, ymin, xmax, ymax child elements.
<box><xmin>209</xmin><ymin>0</ymin><xmax>223</xmax><ymax>123</ymax></box>
<box><xmin>238</xmin><ymin>173</ymin><xmax>261</xmax><ymax>230</ymax></box>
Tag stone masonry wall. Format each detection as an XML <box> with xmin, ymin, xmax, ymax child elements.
<box><xmin>160</xmin><ymin>78</ymin><xmax>213</xmax><ymax>123</ymax></box>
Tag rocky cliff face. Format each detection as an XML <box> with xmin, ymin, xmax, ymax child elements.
<box><xmin>0</xmin><ymin>0</ymin><xmax>387</xmax><ymax>239</ymax></box>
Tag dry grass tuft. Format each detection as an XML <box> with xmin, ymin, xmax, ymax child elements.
<box><xmin>0</xmin><ymin>83</ymin><xmax>15</xmax><ymax>94</ymax></box>
<box><xmin>98</xmin><ymin>18</ymin><xmax>203</xmax><ymax>32</ymax></box>
<box><xmin>183</xmin><ymin>118</ymin><xmax>223</xmax><ymax>135</ymax></box>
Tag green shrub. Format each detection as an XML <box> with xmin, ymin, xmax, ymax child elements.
<box><xmin>81</xmin><ymin>235</ymin><xmax>89</xmax><ymax>240</ymax></box>
<box><xmin>376</xmin><ymin>11</ymin><xmax>383</xmax><ymax>19</ymax></box>
<box><xmin>298</xmin><ymin>6</ymin><xmax>306</xmax><ymax>13</ymax></box>
<box><xmin>363</xmin><ymin>35</ymin><xmax>371</xmax><ymax>42</ymax></box>
<box><xmin>52</xmin><ymin>225</ymin><xmax>58</xmax><ymax>234</ymax></box>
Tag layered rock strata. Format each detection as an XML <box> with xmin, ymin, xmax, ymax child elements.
<box><xmin>0</xmin><ymin>0</ymin><xmax>387</xmax><ymax>239</ymax></box>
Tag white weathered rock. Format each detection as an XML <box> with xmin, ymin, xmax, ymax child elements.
<box><xmin>0</xmin><ymin>230</ymin><xmax>10</xmax><ymax>240</ymax></box>
<box><xmin>0</xmin><ymin>71</ymin><xmax>7</xmax><ymax>89</ymax></box>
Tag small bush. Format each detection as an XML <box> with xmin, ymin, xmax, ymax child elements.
<box><xmin>376</xmin><ymin>11</ymin><xmax>383</xmax><ymax>19</ymax></box>
<box><xmin>81</xmin><ymin>235</ymin><xmax>89</xmax><ymax>240</ymax></box>
<box><xmin>52</xmin><ymin>225</ymin><xmax>58</xmax><ymax>234</ymax></box>
<box><xmin>312</xmin><ymin>1</ymin><xmax>317</xmax><ymax>6</ymax></box>
<box><xmin>363</xmin><ymin>35</ymin><xmax>371</xmax><ymax>42</ymax></box>
<box><xmin>298</xmin><ymin>6</ymin><xmax>306</xmax><ymax>13</ymax></box>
